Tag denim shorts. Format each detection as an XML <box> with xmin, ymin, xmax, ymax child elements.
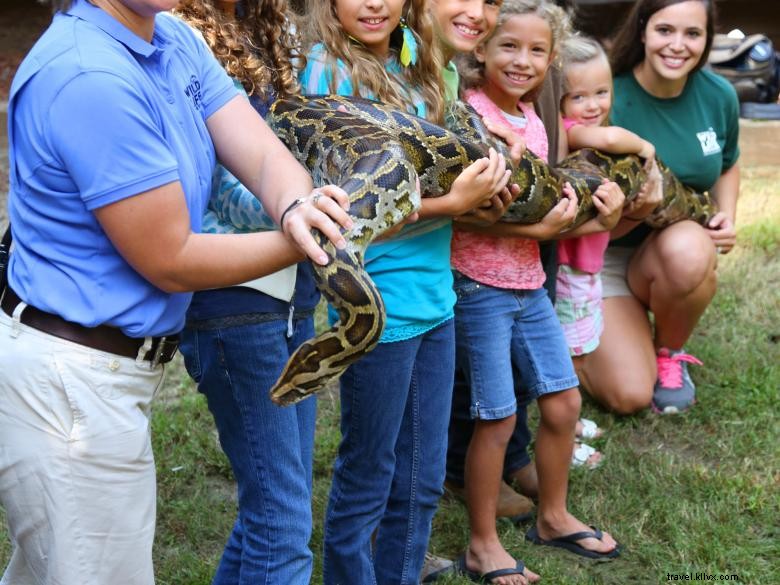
<box><xmin>453</xmin><ymin>272</ymin><xmax>579</xmax><ymax>420</ymax></box>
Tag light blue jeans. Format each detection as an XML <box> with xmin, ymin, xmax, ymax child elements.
<box><xmin>181</xmin><ymin>315</ymin><xmax>316</xmax><ymax>585</ymax></box>
<box><xmin>323</xmin><ymin>320</ymin><xmax>455</xmax><ymax>585</ymax></box>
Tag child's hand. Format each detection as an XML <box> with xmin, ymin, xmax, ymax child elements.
<box><xmin>536</xmin><ymin>183</ymin><xmax>578</xmax><ymax>238</ymax></box>
<box><xmin>623</xmin><ymin>158</ymin><xmax>663</xmax><ymax>220</ymax></box>
<box><xmin>454</xmin><ymin>184</ymin><xmax>520</xmax><ymax>227</ymax></box>
<box><xmin>593</xmin><ymin>179</ymin><xmax>626</xmax><ymax>230</ymax></box>
<box><xmin>638</xmin><ymin>140</ymin><xmax>655</xmax><ymax>161</ymax></box>
<box><xmin>482</xmin><ymin>119</ymin><xmax>526</xmax><ymax>164</ymax></box>
<box><xmin>447</xmin><ymin>147</ymin><xmax>511</xmax><ymax>215</ymax></box>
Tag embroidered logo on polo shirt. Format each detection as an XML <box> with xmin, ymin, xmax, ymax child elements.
<box><xmin>696</xmin><ymin>127</ymin><xmax>721</xmax><ymax>156</ymax></box>
<box><xmin>184</xmin><ymin>75</ymin><xmax>202</xmax><ymax>110</ymax></box>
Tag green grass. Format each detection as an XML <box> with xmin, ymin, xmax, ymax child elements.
<box><xmin>1</xmin><ymin>165</ymin><xmax>778</xmax><ymax>584</ymax></box>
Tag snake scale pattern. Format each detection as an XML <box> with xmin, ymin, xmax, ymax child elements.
<box><xmin>266</xmin><ymin>95</ymin><xmax>717</xmax><ymax>405</ymax></box>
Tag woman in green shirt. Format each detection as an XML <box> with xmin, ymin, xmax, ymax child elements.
<box><xmin>576</xmin><ymin>0</ymin><xmax>740</xmax><ymax>416</ymax></box>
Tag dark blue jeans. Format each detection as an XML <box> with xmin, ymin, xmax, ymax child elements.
<box><xmin>323</xmin><ymin>320</ymin><xmax>455</xmax><ymax>585</ymax></box>
<box><xmin>181</xmin><ymin>315</ymin><xmax>316</xmax><ymax>585</ymax></box>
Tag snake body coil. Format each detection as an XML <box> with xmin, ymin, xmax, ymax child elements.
<box><xmin>266</xmin><ymin>95</ymin><xmax>716</xmax><ymax>405</ymax></box>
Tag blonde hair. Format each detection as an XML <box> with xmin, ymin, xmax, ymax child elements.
<box><xmin>559</xmin><ymin>35</ymin><xmax>610</xmax><ymax>93</ymax></box>
<box><xmin>303</xmin><ymin>0</ymin><xmax>445</xmax><ymax>123</ymax></box>
<box><xmin>459</xmin><ymin>0</ymin><xmax>571</xmax><ymax>97</ymax></box>
<box><xmin>174</xmin><ymin>0</ymin><xmax>302</xmax><ymax>100</ymax></box>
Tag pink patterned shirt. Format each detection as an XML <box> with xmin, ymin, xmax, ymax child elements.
<box><xmin>451</xmin><ymin>89</ymin><xmax>547</xmax><ymax>290</ymax></box>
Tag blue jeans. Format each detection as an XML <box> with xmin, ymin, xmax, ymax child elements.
<box><xmin>447</xmin><ymin>244</ymin><xmax>559</xmax><ymax>485</ymax></box>
<box><xmin>180</xmin><ymin>315</ymin><xmax>317</xmax><ymax>585</ymax></box>
<box><xmin>446</xmin><ymin>274</ymin><xmax>577</xmax><ymax>483</ymax></box>
<box><xmin>323</xmin><ymin>320</ymin><xmax>455</xmax><ymax>585</ymax></box>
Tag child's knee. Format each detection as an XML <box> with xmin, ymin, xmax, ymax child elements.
<box><xmin>475</xmin><ymin>414</ymin><xmax>517</xmax><ymax>444</ymax></box>
<box><xmin>539</xmin><ymin>388</ymin><xmax>581</xmax><ymax>430</ymax></box>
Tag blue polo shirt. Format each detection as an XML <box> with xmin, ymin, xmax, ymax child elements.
<box><xmin>7</xmin><ymin>0</ymin><xmax>237</xmax><ymax>336</ymax></box>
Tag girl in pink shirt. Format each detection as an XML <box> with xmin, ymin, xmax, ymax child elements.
<box><xmin>449</xmin><ymin>1</ymin><xmax>621</xmax><ymax>578</ymax></box>
<box><xmin>556</xmin><ymin>36</ymin><xmax>656</xmax><ymax>358</ymax></box>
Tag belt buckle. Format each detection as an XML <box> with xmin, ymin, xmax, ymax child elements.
<box><xmin>150</xmin><ymin>335</ymin><xmax>179</xmax><ymax>366</ymax></box>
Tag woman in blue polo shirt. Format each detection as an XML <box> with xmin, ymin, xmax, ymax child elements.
<box><xmin>0</xmin><ymin>1</ymin><xmax>350</xmax><ymax>583</ymax></box>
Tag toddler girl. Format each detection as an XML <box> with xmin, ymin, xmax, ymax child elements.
<box><xmin>556</xmin><ymin>34</ymin><xmax>658</xmax><ymax>382</ymax></box>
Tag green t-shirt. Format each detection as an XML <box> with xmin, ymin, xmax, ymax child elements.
<box><xmin>610</xmin><ymin>68</ymin><xmax>740</xmax><ymax>247</ymax></box>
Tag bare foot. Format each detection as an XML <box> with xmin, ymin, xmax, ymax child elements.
<box><xmin>536</xmin><ymin>511</ymin><xmax>618</xmax><ymax>555</ymax></box>
<box><xmin>465</xmin><ymin>540</ymin><xmax>540</xmax><ymax>585</ymax></box>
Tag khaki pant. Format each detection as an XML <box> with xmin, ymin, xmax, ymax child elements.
<box><xmin>0</xmin><ymin>308</ymin><xmax>164</xmax><ymax>585</ymax></box>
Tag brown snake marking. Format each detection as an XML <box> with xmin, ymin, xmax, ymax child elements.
<box><xmin>266</xmin><ymin>95</ymin><xmax>717</xmax><ymax>405</ymax></box>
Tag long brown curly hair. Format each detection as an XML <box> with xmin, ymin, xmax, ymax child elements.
<box><xmin>303</xmin><ymin>0</ymin><xmax>445</xmax><ymax>123</ymax></box>
<box><xmin>174</xmin><ymin>0</ymin><xmax>303</xmax><ymax>99</ymax></box>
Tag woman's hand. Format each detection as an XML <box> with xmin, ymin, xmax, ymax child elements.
<box><xmin>282</xmin><ymin>185</ymin><xmax>353</xmax><ymax>265</ymax></box>
<box><xmin>705</xmin><ymin>211</ymin><xmax>737</xmax><ymax>255</ymax></box>
<box><xmin>593</xmin><ymin>180</ymin><xmax>626</xmax><ymax>230</ymax></box>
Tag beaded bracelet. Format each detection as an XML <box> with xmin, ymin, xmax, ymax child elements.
<box><xmin>279</xmin><ymin>197</ymin><xmax>307</xmax><ymax>233</ymax></box>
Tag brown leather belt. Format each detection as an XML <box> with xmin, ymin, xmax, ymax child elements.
<box><xmin>1</xmin><ymin>287</ymin><xmax>178</xmax><ymax>364</ymax></box>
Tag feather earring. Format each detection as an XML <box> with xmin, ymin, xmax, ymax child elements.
<box><xmin>399</xmin><ymin>18</ymin><xmax>418</xmax><ymax>67</ymax></box>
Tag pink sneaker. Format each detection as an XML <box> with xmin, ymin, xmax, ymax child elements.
<box><xmin>651</xmin><ymin>348</ymin><xmax>702</xmax><ymax>414</ymax></box>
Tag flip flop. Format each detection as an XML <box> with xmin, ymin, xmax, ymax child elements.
<box><xmin>576</xmin><ymin>418</ymin><xmax>604</xmax><ymax>440</ymax></box>
<box><xmin>454</xmin><ymin>554</ymin><xmax>528</xmax><ymax>583</ymax></box>
<box><xmin>525</xmin><ymin>525</ymin><xmax>621</xmax><ymax>560</ymax></box>
<box><xmin>571</xmin><ymin>441</ymin><xmax>601</xmax><ymax>469</ymax></box>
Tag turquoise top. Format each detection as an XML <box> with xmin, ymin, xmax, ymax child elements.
<box><xmin>300</xmin><ymin>44</ymin><xmax>455</xmax><ymax>342</ymax></box>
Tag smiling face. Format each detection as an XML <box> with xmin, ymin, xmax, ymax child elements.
<box><xmin>475</xmin><ymin>12</ymin><xmax>553</xmax><ymax>114</ymax></box>
<box><xmin>335</xmin><ymin>0</ymin><xmax>406</xmax><ymax>58</ymax></box>
<box><xmin>639</xmin><ymin>0</ymin><xmax>708</xmax><ymax>93</ymax></box>
<box><xmin>429</xmin><ymin>0</ymin><xmax>502</xmax><ymax>60</ymax></box>
<box><xmin>561</xmin><ymin>56</ymin><xmax>613</xmax><ymax>127</ymax></box>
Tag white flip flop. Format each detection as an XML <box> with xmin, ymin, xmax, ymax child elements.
<box><xmin>572</xmin><ymin>441</ymin><xmax>601</xmax><ymax>469</ymax></box>
<box><xmin>577</xmin><ymin>418</ymin><xmax>604</xmax><ymax>440</ymax></box>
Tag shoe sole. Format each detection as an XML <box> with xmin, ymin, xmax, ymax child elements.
<box><xmin>651</xmin><ymin>398</ymin><xmax>696</xmax><ymax>415</ymax></box>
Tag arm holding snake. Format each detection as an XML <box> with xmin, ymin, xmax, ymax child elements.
<box><xmin>704</xmin><ymin>162</ymin><xmax>739</xmax><ymax>254</ymax></box>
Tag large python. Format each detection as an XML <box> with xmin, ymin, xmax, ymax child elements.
<box><xmin>266</xmin><ymin>95</ymin><xmax>716</xmax><ymax>405</ymax></box>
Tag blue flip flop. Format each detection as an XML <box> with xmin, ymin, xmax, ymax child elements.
<box><xmin>454</xmin><ymin>554</ymin><xmax>528</xmax><ymax>583</ymax></box>
<box><xmin>525</xmin><ymin>525</ymin><xmax>621</xmax><ymax>560</ymax></box>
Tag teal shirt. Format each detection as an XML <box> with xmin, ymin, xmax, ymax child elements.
<box><xmin>611</xmin><ymin>68</ymin><xmax>740</xmax><ymax>247</ymax></box>
<box><xmin>300</xmin><ymin>44</ymin><xmax>455</xmax><ymax>342</ymax></box>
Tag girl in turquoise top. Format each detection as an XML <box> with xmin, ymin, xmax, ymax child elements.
<box><xmin>578</xmin><ymin>0</ymin><xmax>740</xmax><ymax>416</ymax></box>
<box><xmin>300</xmin><ymin>1</ymin><xmax>511</xmax><ymax>582</ymax></box>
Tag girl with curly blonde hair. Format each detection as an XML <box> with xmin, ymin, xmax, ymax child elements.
<box><xmin>173</xmin><ymin>2</ymin><xmax>327</xmax><ymax>583</ymax></box>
